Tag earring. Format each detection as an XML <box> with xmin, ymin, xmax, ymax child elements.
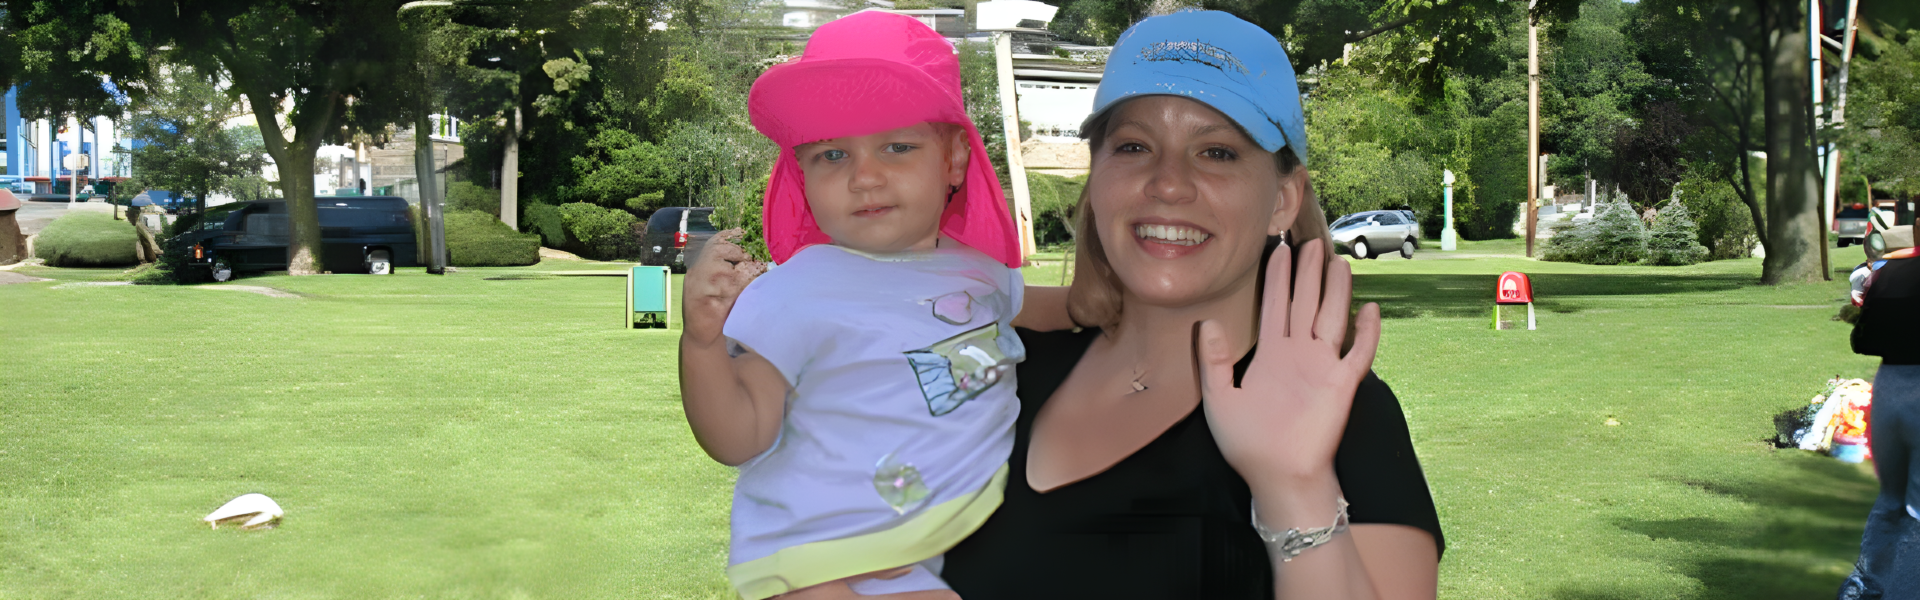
<box><xmin>948</xmin><ymin>184</ymin><xmax>960</xmax><ymax>202</ymax></box>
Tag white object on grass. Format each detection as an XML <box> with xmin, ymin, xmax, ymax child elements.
<box><xmin>204</xmin><ymin>493</ymin><xmax>283</xmax><ymax>530</ymax></box>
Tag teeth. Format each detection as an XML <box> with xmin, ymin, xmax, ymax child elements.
<box><xmin>1134</xmin><ymin>224</ymin><xmax>1211</xmax><ymax>246</ymax></box>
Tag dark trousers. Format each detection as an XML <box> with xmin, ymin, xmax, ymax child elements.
<box><xmin>1846</xmin><ymin>365</ymin><xmax>1920</xmax><ymax>599</ymax></box>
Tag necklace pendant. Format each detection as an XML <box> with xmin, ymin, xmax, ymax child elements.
<box><xmin>1130</xmin><ymin>380</ymin><xmax>1147</xmax><ymax>393</ymax></box>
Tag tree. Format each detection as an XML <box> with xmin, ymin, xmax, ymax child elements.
<box><xmin>114</xmin><ymin>0</ymin><xmax>417</xmax><ymax>276</ymax></box>
<box><xmin>1837</xmin><ymin>23</ymin><xmax>1920</xmax><ymax>199</ymax></box>
<box><xmin>123</xmin><ymin>63</ymin><xmax>265</xmax><ymax>217</ymax></box>
<box><xmin>3</xmin><ymin>0</ymin><xmax>146</xmax><ymax>180</ymax></box>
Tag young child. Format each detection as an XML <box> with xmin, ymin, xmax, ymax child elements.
<box><xmin>678</xmin><ymin>11</ymin><xmax>1068</xmax><ymax>599</ymax></box>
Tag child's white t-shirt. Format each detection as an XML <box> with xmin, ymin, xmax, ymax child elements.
<box><xmin>720</xmin><ymin>242</ymin><xmax>1024</xmax><ymax>594</ymax></box>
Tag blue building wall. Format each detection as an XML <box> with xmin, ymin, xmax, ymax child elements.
<box><xmin>3</xmin><ymin>89</ymin><xmax>19</xmax><ymax>177</ymax></box>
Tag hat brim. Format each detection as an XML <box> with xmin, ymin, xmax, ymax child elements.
<box><xmin>751</xmin><ymin>58</ymin><xmax>969</xmax><ymax>150</ymax></box>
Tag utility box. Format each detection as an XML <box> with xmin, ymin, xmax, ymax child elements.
<box><xmin>628</xmin><ymin>265</ymin><xmax>672</xmax><ymax>329</ymax></box>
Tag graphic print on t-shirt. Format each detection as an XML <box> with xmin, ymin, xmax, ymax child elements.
<box><xmin>905</xmin><ymin>323</ymin><xmax>1014</xmax><ymax>416</ymax></box>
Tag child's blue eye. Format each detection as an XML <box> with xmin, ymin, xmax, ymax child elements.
<box><xmin>885</xmin><ymin>143</ymin><xmax>915</xmax><ymax>153</ymax></box>
<box><xmin>821</xmin><ymin>149</ymin><xmax>847</xmax><ymax>161</ymax></box>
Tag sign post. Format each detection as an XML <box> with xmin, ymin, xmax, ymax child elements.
<box><xmin>1442</xmin><ymin>169</ymin><xmax>1457</xmax><ymax>251</ymax></box>
<box><xmin>1494</xmin><ymin>271</ymin><xmax>1535</xmax><ymax>330</ymax></box>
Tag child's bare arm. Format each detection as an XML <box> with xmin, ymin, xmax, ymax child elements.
<box><xmin>1012</xmin><ymin>284</ymin><xmax>1076</xmax><ymax>331</ymax></box>
<box><xmin>680</xmin><ymin>230</ymin><xmax>788</xmax><ymax>466</ymax></box>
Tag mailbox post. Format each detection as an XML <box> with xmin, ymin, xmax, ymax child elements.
<box><xmin>1494</xmin><ymin>271</ymin><xmax>1534</xmax><ymax>330</ymax></box>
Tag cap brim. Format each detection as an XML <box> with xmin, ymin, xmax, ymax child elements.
<box><xmin>1080</xmin><ymin>82</ymin><xmax>1294</xmax><ymax>156</ymax></box>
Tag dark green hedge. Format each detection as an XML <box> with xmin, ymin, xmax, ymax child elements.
<box><xmin>446</xmin><ymin>210</ymin><xmax>540</xmax><ymax>266</ymax></box>
<box><xmin>37</xmin><ymin>212</ymin><xmax>140</xmax><ymax>267</ymax></box>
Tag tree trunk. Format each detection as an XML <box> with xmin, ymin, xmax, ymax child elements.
<box><xmin>416</xmin><ymin>110</ymin><xmax>446</xmax><ymax>274</ymax></box>
<box><xmin>1760</xmin><ymin>0</ymin><xmax>1824</xmax><ymax>284</ymax></box>
<box><xmin>280</xmin><ymin>145</ymin><xmax>324</xmax><ymax>275</ymax></box>
<box><xmin>501</xmin><ymin>106</ymin><xmax>519</xmax><ymax>230</ymax></box>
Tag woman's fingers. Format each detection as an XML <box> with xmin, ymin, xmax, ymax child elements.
<box><xmin>1193</xmin><ymin>319</ymin><xmax>1241</xmax><ymax>399</ymax></box>
<box><xmin>1343</xmin><ymin>302</ymin><xmax>1383</xmax><ymax>377</ymax></box>
<box><xmin>1258</xmin><ymin>241</ymin><xmax>1295</xmax><ymax>344</ymax></box>
<box><xmin>1314</xmin><ymin>255</ymin><xmax>1354</xmax><ymax>347</ymax></box>
<box><xmin>1289</xmin><ymin>238</ymin><xmax>1325</xmax><ymax>341</ymax></box>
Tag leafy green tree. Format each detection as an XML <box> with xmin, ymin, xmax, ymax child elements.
<box><xmin>2</xmin><ymin>0</ymin><xmax>145</xmax><ymax>141</ymax></box>
<box><xmin>122</xmin><ymin>63</ymin><xmax>265</xmax><ymax>217</ymax></box>
<box><xmin>1838</xmin><ymin>24</ymin><xmax>1920</xmax><ymax>199</ymax></box>
<box><xmin>103</xmin><ymin>0</ymin><xmax>419</xmax><ymax>276</ymax></box>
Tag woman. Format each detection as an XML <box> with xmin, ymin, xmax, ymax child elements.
<box><xmin>793</xmin><ymin>11</ymin><xmax>1441</xmax><ymax>598</ymax></box>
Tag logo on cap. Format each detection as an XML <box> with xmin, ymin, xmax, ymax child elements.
<box><xmin>1138</xmin><ymin>40</ymin><xmax>1248</xmax><ymax>76</ymax></box>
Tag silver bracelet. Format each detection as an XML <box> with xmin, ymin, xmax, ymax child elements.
<box><xmin>1252</xmin><ymin>497</ymin><xmax>1350</xmax><ymax>562</ymax></box>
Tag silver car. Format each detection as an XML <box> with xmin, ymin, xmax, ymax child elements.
<box><xmin>1330</xmin><ymin>210</ymin><xmax>1420</xmax><ymax>259</ymax></box>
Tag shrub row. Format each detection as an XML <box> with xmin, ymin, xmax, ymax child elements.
<box><xmin>1543</xmin><ymin>199</ymin><xmax>1707</xmax><ymax>266</ymax></box>
<box><xmin>446</xmin><ymin>210</ymin><xmax>541</xmax><ymax>266</ymax></box>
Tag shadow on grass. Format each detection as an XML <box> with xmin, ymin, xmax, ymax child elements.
<box><xmin>1550</xmin><ymin>455</ymin><xmax>1876</xmax><ymax>600</ymax></box>
<box><xmin>1355</xmin><ymin>273</ymin><xmax>1756</xmax><ymax>319</ymax></box>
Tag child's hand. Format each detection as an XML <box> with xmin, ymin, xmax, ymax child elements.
<box><xmin>683</xmin><ymin>228</ymin><xmax>768</xmax><ymax>348</ymax></box>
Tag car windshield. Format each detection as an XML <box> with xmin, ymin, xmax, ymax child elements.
<box><xmin>1839</xmin><ymin>205</ymin><xmax>1870</xmax><ymax>219</ymax></box>
<box><xmin>1332</xmin><ymin>214</ymin><xmax>1369</xmax><ymax>229</ymax></box>
<box><xmin>687</xmin><ymin>210</ymin><xmax>716</xmax><ymax>232</ymax></box>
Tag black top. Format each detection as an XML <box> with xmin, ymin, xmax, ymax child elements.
<box><xmin>1855</xmin><ymin>256</ymin><xmax>1920</xmax><ymax>364</ymax></box>
<box><xmin>943</xmin><ymin>328</ymin><xmax>1444</xmax><ymax>598</ymax></box>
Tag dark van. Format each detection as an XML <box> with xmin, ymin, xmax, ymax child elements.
<box><xmin>174</xmin><ymin>196</ymin><xmax>419</xmax><ymax>281</ymax></box>
<box><xmin>639</xmin><ymin>207</ymin><xmax>718</xmax><ymax>272</ymax></box>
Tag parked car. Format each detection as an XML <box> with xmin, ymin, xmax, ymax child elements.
<box><xmin>1836</xmin><ymin>202</ymin><xmax>1871</xmax><ymax>247</ymax></box>
<box><xmin>171</xmin><ymin>196</ymin><xmax>419</xmax><ymax>281</ymax></box>
<box><xmin>131</xmin><ymin>190</ymin><xmax>188</xmax><ymax>214</ymax></box>
<box><xmin>1866</xmin><ymin>200</ymin><xmax>1914</xmax><ymax>261</ymax></box>
<box><xmin>1330</xmin><ymin>209</ymin><xmax>1421</xmax><ymax>259</ymax></box>
<box><xmin>639</xmin><ymin>207</ymin><xmax>718</xmax><ymax>272</ymax></box>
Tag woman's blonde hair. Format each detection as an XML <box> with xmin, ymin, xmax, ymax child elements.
<box><xmin>1066</xmin><ymin>110</ymin><xmax>1335</xmax><ymax>330</ymax></box>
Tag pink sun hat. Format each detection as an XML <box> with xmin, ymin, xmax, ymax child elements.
<box><xmin>748</xmin><ymin>10</ymin><xmax>1021</xmax><ymax>268</ymax></box>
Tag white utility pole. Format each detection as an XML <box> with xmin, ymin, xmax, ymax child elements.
<box><xmin>1822</xmin><ymin>0</ymin><xmax>1862</xmax><ymax>225</ymax></box>
<box><xmin>1442</xmin><ymin>169</ymin><xmax>1457</xmax><ymax>251</ymax></box>
<box><xmin>993</xmin><ymin>32</ymin><xmax>1036</xmax><ymax>261</ymax></box>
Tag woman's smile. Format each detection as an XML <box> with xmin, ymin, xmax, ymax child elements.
<box><xmin>1131</xmin><ymin>219</ymin><xmax>1214</xmax><ymax>258</ymax></box>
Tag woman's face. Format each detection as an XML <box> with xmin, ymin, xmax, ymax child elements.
<box><xmin>1086</xmin><ymin>96</ymin><xmax>1303</xmax><ymax>309</ymax></box>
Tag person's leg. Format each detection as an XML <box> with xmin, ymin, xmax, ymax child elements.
<box><xmin>1859</xmin><ymin>366</ymin><xmax>1919</xmax><ymax>598</ymax></box>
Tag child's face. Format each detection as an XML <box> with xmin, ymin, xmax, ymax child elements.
<box><xmin>796</xmin><ymin>122</ymin><xmax>968</xmax><ymax>255</ymax></box>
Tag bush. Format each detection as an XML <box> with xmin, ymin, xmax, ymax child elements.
<box><xmin>37</xmin><ymin>212</ymin><xmax>140</xmax><ymax>267</ymax></box>
<box><xmin>1541</xmin><ymin>200</ymin><xmax>1648</xmax><ymax>265</ymax></box>
<box><xmin>446</xmin><ymin>210</ymin><xmax>541</xmax><ymax>266</ymax></box>
<box><xmin>710</xmin><ymin>176</ymin><xmax>771</xmax><ymax>262</ymax></box>
<box><xmin>557</xmin><ymin>202</ymin><xmax>638</xmax><ymax>260</ymax></box>
<box><xmin>446</xmin><ymin>181</ymin><xmax>501</xmax><ymax>217</ymax></box>
<box><xmin>1645</xmin><ymin>199</ymin><xmax>1708</xmax><ymax>266</ymax></box>
<box><xmin>1027</xmin><ymin>172</ymin><xmax>1085</xmax><ymax>248</ymax></box>
<box><xmin>523</xmin><ymin>203</ymin><xmax>566</xmax><ymax>247</ymax></box>
<box><xmin>137</xmin><ymin>212</ymin><xmax>212</xmax><ymax>284</ymax></box>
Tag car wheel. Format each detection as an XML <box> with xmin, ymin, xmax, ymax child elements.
<box><xmin>1838</xmin><ymin>238</ymin><xmax>1852</xmax><ymax>248</ymax></box>
<box><xmin>1350</xmin><ymin>238</ymin><xmax>1371</xmax><ymax>260</ymax></box>
<box><xmin>1866</xmin><ymin>232</ymin><xmax>1886</xmax><ymax>261</ymax></box>
<box><xmin>1400</xmin><ymin>238</ymin><xmax>1416</xmax><ymax>259</ymax></box>
<box><xmin>367</xmin><ymin>250</ymin><xmax>392</xmax><ymax>275</ymax></box>
<box><xmin>211</xmin><ymin>258</ymin><xmax>234</xmax><ymax>283</ymax></box>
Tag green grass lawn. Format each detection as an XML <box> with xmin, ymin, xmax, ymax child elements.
<box><xmin>0</xmin><ymin>241</ymin><xmax>1884</xmax><ymax>599</ymax></box>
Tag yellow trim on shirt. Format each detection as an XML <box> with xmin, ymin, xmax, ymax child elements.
<box><xmin>728</xmin><ymin>464</ymin><xmax>1009</xmax><ymax>600</ymax></box>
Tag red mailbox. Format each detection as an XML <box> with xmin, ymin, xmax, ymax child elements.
<box><xmin>1496</xmin><ymin>271</ymin><xmax>1533</xmax><ymax>304</ymax></box>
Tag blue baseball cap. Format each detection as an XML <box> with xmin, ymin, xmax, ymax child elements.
<box><xmin>1084</xmin><ymin>10</ymin><xmax>1308</xmax><ymax>164</ymax></box>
